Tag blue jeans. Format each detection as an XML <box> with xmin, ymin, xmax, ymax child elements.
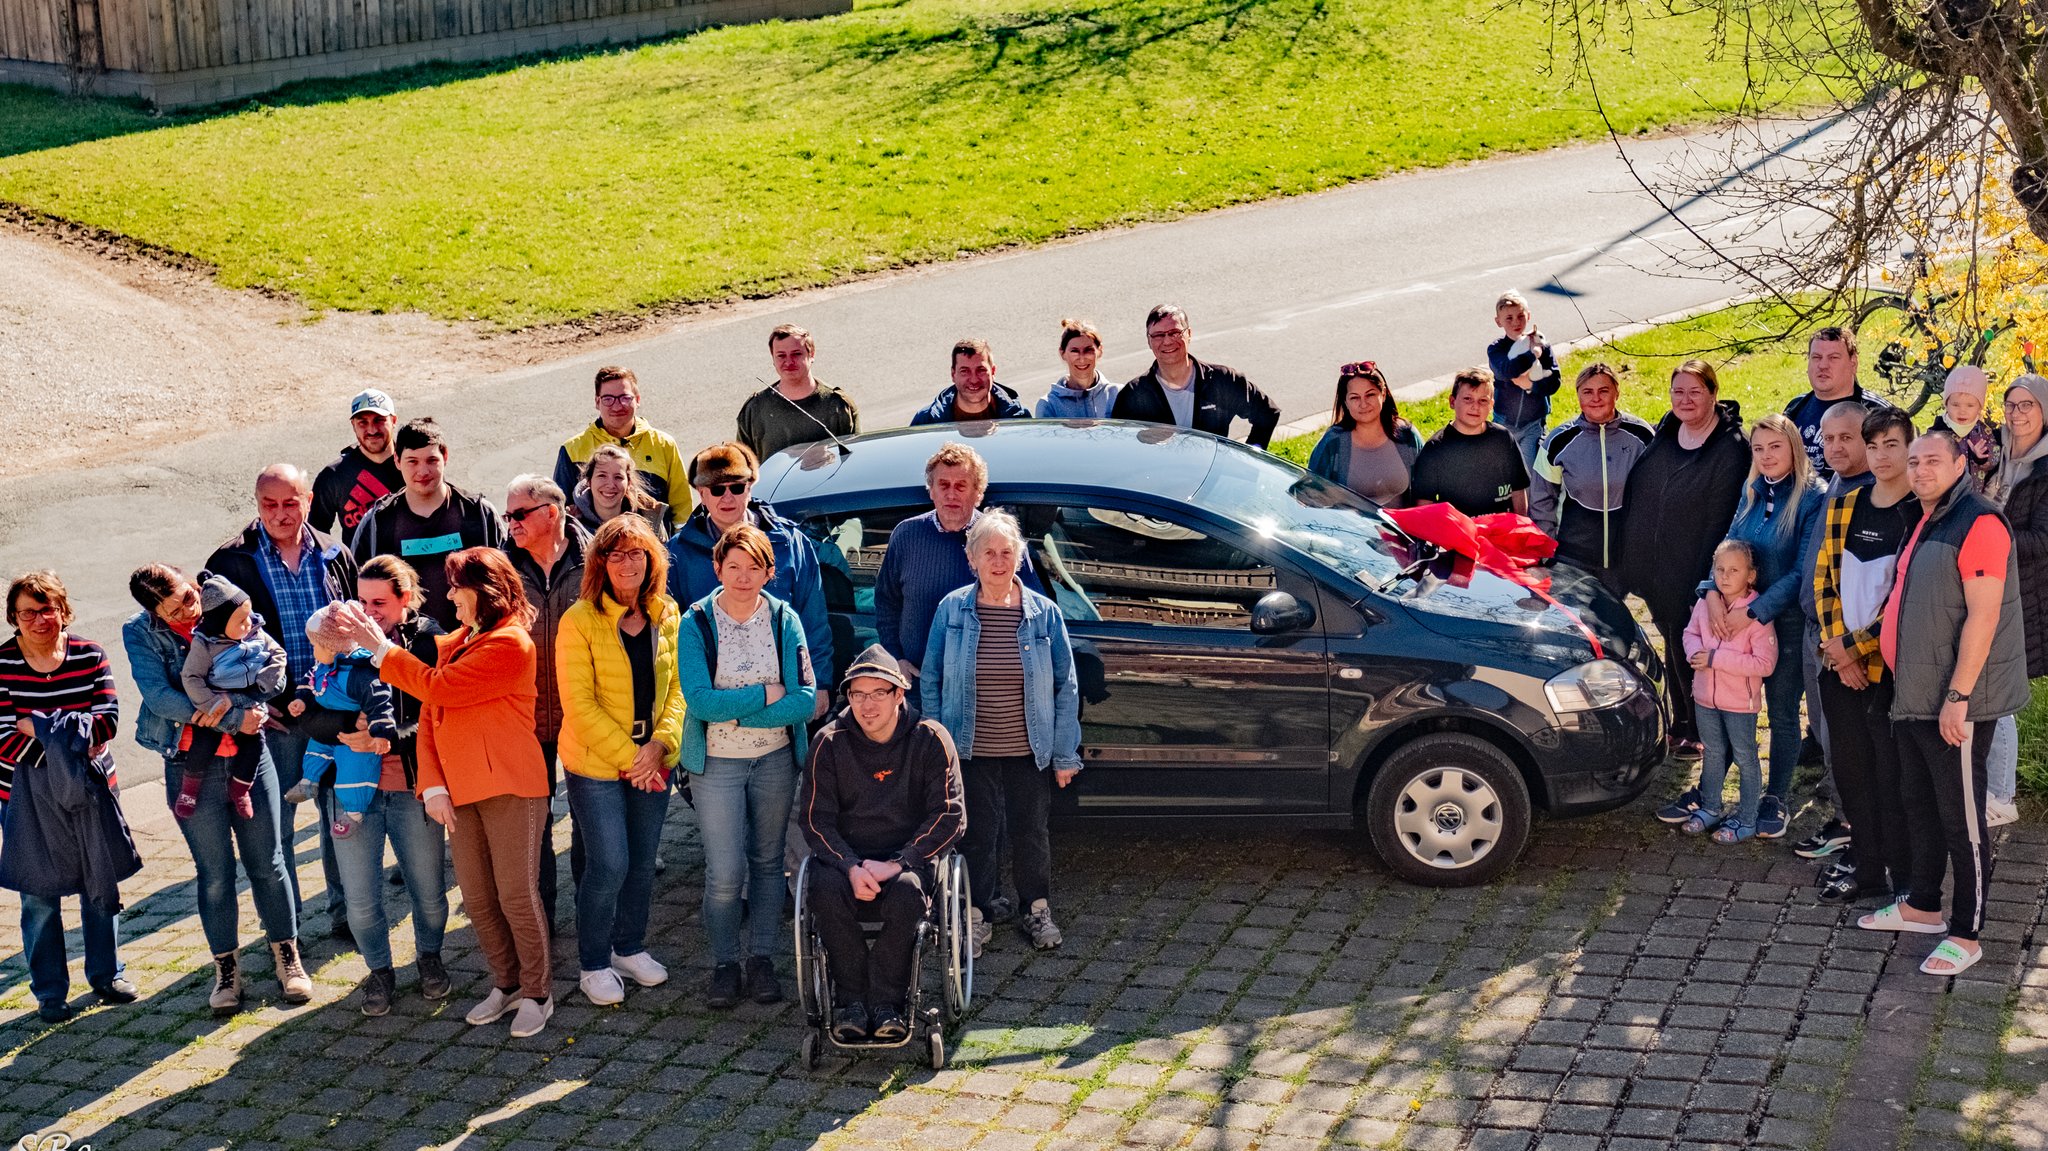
<box><xmin>1496</xmin><ymin>417</ymin><xmax>1545</xmax><ymax>470</ymax></box>
<box><xmin>565</xmin><ymin>771</ymin><xmax>671</xmax><ymax>972</ymax></box>
<box><xmin>698</xmin><ymin>746</ymin><xmax>797</xmax><ymax>965</ymax></box>
<box><xmin>1762</xmin><ymin>623</ymin><xmax>1806</xmax><ymax>803</ymax></box>
<box><xmin>1989</xmin><ymin>713</ymin><xmax>2018</xmax><ymax>803</ymax></box>
<box><xmin>1697</xmin><ymin>705</ymin><xmax>1763</xmax><ymax>826</ymax></box>
<box><xmin>266</xmin><ymin>725</ymin><xmax>345</xmax><ymax>922</ymax></box>
<box><xmin>21</xmin><ymin>893</ymin><xmax>121</xmax><ymax>1008</ymax></box>
<box><xmin>331</xmin><ymin>787</ymin><xmax>449</xmax><ymax>971</ymax></box>
<box><xmin>164</xmin><ymin>749</ymin><xmax>298</xmax><ymax>954</ymax></box>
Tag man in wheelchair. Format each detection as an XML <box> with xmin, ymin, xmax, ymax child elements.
<box><xmin>801</xmin><ymin>644</ymin><xmax>966</xmax><ymax>1043</ymax></box>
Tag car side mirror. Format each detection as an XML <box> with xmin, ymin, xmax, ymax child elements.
<box><xmin>1250</xmin><ymin>591</ymin><xmax>1316</xmax><ymax>634</ymax></box>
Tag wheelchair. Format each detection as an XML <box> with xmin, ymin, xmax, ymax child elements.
<box><xmin>793</xmin><ymin>852</ymin><xmax>973</xmax><ymax>1070</ymax></box>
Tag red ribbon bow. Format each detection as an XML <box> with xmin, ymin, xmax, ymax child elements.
<box><xmin>1383</xmin><ymin>503</ymin><xmax>1604</xmax><ymax>657</ymax></box>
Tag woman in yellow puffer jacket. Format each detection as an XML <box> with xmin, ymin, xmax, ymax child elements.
<box><xmin>556</xmin><ymin>517</ymin><xmax>685</xmax><ymax>1008</ymax></box>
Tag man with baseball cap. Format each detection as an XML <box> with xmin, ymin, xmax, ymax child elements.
<box><xmin>800</xmin><ymin>644</ymin><xmax>964</xmax><ymax>1044</ymax></box>
<box><xmin>312</xmin><ymin>390</ymin><xmax>403</xmax><ymax>537</ymax></box>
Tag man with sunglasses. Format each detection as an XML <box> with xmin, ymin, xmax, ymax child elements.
<box><xmin>503</xmin><ymin>474</ymin><xmax>594</xmax><ymax>927</ymax></box>
<box><xmin>551</xmin><ymin>365</ymin><xmax>691</xmax><ymax>513</ymax></box>
<box><xmin>1109</xmin><ymin>304</ymin><xmax>1281</xmax><ymax>447</ymax></box>
<box><xmin>668</xmin><ymin>442</ymin><xmax>836</xmax><ymax>715</ymax></box>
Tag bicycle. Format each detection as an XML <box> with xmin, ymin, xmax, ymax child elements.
<box><xmin>1854</xmin><ymin>247</ymin><xmax>2037</xmax><ymax>416</ymax></box>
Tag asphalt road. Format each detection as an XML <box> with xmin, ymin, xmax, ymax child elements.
<box><xmin>9</xmin><ymin>128</ymin><xmax>1804</xmax><ymax>779</ymax></box>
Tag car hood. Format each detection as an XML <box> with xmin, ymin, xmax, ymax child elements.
<box><xmin>1390</xmin><ymin>557</ymin><xmax>1654</xmax><ymax>670</ymax></box>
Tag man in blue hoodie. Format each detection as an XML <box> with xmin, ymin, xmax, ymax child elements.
<box><xmin>910</xmin><ymin>339</ymin><xmax>1032</xmax><ymax>426</ymax></box>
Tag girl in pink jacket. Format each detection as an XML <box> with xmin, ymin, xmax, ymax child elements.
<box><xmin>1681</xmin><ymin>540</ymin><xmax>1778</xmax><ymax>843</ymax></box>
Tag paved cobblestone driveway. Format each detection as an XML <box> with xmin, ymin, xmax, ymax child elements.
<box><xmin>3</xmin><ymin>779</ymin><xmax>2046</xmax><ymax>1151</ymax></box>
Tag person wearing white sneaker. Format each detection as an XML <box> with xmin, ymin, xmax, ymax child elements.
<box><xmin>558</xmin><ymin>518</ymin><xmax>685</xmax><ymax>1008</ymax></box>
<box><xmin>920</xmin><ymin>513</ymin><xmax>1083</xmax><ymax>953</ymax></box>
<box><xmin>1986</xmin><ymin>375</ymin><xmax>2048</xmax><ymax>828</ymax></box>
<box><xmin>331</xmin><ymin>550</ymin><xmax>555</xmax><ymax>1033</ymax></box>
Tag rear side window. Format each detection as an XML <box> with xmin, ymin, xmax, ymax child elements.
<box><xmin>1020</xmin><ymin>504</ymin><xmax>1276</xmax><ymax>629</ymax></box>
<box><xmin>799</xmin><ymin>507</ymin><xmax>926</xmax><ymax>614</ymax></box>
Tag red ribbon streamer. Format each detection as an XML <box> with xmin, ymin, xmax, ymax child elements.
<box><xmin>1383</xmin><ymin>504</ymin><xmax>1604</xmax><ymax>658</ymax></box>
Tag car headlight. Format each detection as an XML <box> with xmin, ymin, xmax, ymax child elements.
<box><xmin>1545</xmin><ymin>659</ymin><xmax>1640</xmax><ymax>713</ymax></box>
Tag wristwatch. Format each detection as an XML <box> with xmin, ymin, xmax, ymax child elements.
<box><xmin>1945</xmin><ymin>689</ymin><xmax>1971</xmax><ymax>704</ymax></box>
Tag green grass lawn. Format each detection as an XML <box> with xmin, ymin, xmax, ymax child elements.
<box><xmin>1275</xmin><ymin>300</ymin><xmax>2048</xmax><ymax>799</ymax></box>
<box><xmin>0</xmin><ymin>0</ymin><xmax>1808</xmax><ymax>326</ymax></box>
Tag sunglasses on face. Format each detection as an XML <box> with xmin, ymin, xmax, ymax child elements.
<box><xmin>503</xmin><ymin>504</ymin><xmax>557</xmax><ymax>524</ymax></box>
<box><xmin>700</xmin><ymin>481</ymin><xmax>751</xmax><ymax>497</ymax></box>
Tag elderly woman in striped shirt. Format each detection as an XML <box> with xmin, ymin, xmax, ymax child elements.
<box><xmin>920</xmin><ymin>511</ymin><xmax>1083</xmax><ymax>956</ymax></box>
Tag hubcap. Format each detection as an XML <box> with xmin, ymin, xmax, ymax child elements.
<box><xmin>1392</xmin><ymin>767</ymin><xmax>1504</xmax><ymax>869</ymax></box>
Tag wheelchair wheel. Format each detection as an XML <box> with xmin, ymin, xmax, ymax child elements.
<box><xmin>801</xmin><ymin>1031</ymin><xmax>821</xmax><ymax>1071</ymax></box>
<box><xmin>793</xmin><ymin>856</ymin><xmax>822</xmax><ymax>1025</ymax></box>
<box><xmin>942</xmin><ymin>854</ymin><xmax>973</xmax><ymax>1021</ymax></box>
<box><xmin>928</xmin><ymin>1032</ymin><xmax>946</xmax><ymax>1070</ymax></box>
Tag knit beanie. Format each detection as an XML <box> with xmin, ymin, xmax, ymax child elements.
<box><xmin>303</xmin><ymin>602</ymin><xmax>359</xmax><ymax>654</ymax></box>
<box><xmin>1944</xmin><ymin>365</ymin><xmax>1990</xmax><ymax>401</ymax></box>
<box><xmin>197</xmin><ymin>573</ymin><xmax>250</xmax><ymax>637</ymax></box>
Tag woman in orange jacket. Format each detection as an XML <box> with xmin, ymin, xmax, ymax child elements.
<box><xmin>334</xmin><ymin>548</ymin><xmax>554</xmax><ymax>1039</ymax></box>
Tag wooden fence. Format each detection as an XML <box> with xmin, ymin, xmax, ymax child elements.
<box><xmin>0</xmin><ymin>0</ymin><xmax>845</xmax><ymax>106</ymax></box>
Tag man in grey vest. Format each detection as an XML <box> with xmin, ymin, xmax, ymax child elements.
<box><xmin>1859</xmin><ymin>432</ymin><xmax>2030</xmax><ymax>977</ymax></box>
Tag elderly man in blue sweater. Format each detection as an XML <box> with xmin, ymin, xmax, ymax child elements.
<box><xmin>874</xmin><ymin>443</ymin><xmax>1041</xmax><ymax>681</ymax></box>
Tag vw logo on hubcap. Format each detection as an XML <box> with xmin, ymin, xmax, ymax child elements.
<box><xmin>1432</xmin><ymin>802</ymin><xmax>1465</xmax><ymax>833</ymax></box>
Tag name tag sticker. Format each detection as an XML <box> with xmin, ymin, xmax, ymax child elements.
<box><xmin>400</xmin><ymin>533</ymin><xmax>465</xmax><ymax>557</ymax></box>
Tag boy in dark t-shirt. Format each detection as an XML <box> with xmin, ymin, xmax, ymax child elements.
<box><xmin>1409</xmin><ymin>369</ymin><xmax>1532</xmax><ymax>517</ymax></box>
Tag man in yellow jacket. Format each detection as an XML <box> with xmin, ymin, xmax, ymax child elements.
<box><xmin>552</xmin><ymin>366</ymin><xmax>691</xmax><ymax>516</ymax></box>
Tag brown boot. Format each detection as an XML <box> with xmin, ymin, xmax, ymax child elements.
<box><xmin>208</xmin><ymin>952</ymin><xmax>242</xmax><ymax>1014</ymax></box>
<box><xmin>271</xmin><ymin>939</ymin><xmax>312</xmax><ymax>1004</ymax></box>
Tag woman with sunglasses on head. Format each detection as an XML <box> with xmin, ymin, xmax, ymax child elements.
<box><xmin>1307</xmin><ymin>361</ymin><xmax>1424</xmax><ymax>506</ymax></box>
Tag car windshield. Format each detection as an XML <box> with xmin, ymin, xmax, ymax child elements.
<box><xmin>1194</xmin><ymin>446</ymin><xmax>1407</xmax><ymax>591</ymax></box>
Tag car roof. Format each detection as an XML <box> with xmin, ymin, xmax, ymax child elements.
<box><xmin>756</xmin><ymin>419</ymin><xmax>1225</xmax><ymax>507</ymax></box>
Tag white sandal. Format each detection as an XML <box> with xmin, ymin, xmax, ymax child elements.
<box><xmin>1857</xmin><ymin>902</ymin><xmax>1948</xmax><ymax>935</ymax></box>
<box><xmin>1920</xmin><ymin>939</ymin><xmax>1983</xmax><ymax>977</ymax></box>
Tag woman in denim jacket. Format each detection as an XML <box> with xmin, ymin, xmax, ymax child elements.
<box><xmin>121</xmin><ymin>564</ymin><xmax>304</xmax><ymax>1013</ymax></box>
<box><xmin>921</xmin><ymin>510</ymin><xmax>1081</xmax><ymax>954</ymax></box>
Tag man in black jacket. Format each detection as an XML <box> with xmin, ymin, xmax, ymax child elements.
<box><xmin>206</xmin><ymin>463</ymin><xmax>360</xmax><ymax>938</ymax></box>
<box><xmin>1110</xmin><ymin>304</ymin><xmax>1281</xmax><ymax>447</ymax></box>
<box><xmin>802</xmin><ymin>645</ymin><xmax>965</xmax><ymax>1044</ymax></box>
<box><xmin>350</xmin><ymin>418</ymin><xmax>506</xmax><ymax>633</ymax></box>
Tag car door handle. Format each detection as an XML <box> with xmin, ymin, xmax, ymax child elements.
<box><xmin>1338</xmin><ymin>668</ymin><xmax>1364</xmax><ymax>680</ymax></box>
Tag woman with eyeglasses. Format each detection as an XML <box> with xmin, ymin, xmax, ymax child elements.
<box><xmin>556</xmin><ymin>516</ymin><xmax>686</xmax><ymax>1008</ymax></box>
<box><xmin>1982</xmin><ymin>374</ymin><xmax>2048</xmax><ymax>827</ymax></box>
<box><xmin>677</xmin><ymin>522</ymin><xmax>818</xmax><ymax>1009</ymax></box>
<box><xmin>1306</xmin><ymin>360</ymin><xmax>1424</xmax><ymax>506</ymax></box>
<box><xmin>574</xmin><ymin>444</ymin><xmax>674</xmax><ymax>540</ymax></box>
<box><xmin>1</xmin><ymin>570</ymin><xmax>142</xmax><ymax>1023</ymax></box>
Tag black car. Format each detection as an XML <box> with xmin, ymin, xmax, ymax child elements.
<box><xmin>761</xmin><ymin>420</ymin><xmax>1666</xmax><ymax>886</ymax></box>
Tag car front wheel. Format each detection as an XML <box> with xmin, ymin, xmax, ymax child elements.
<box><xmin>1364</xmin><ymin>733</ymin><xmax>1532</xmax><ymax>887</ymax></box>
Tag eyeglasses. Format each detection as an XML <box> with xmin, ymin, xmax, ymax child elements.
<box><xmin>604</xmin><ymin>550</ymin><xmax>647</xmax><ymax>565</ymax></box>
<box><xmin>503</xmin><ymin>504</ymin><xmax>557</xmax><ymax>523</ymax></box>
<box><xmin>1340</xmin><ymin>360</ymin><xmax>1383</xmax><ymax>381</ymax></box>
<box><xmin>15</xmin><ymin>606</ymin><xmax>61</xmax><ymax>622</ymax></box>
<box><xmin>596</xmin><ymin>393</ymin><xmax>636</xmax><ymax>408</ymax></box>
<box><xmin>2006</xmin><ymin>398</ymin><xmax>2039</xmax><ymax>413</ymax></box>
<box><xmin>846</xmin><ymin>687</ymin><xmax>899</xmax><ymax>703</ymax></box>
<box><xmin>1145</xmin><ymin>326</ymin><xmax>1190</xmax><ymax>344</ymax></box>
<box><xmin>700</xmin><ymin>481</ymin><xmax>751</xmax><ymax>497</ymax></box>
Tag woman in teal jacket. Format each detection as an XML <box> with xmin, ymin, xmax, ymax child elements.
<box><xmin>676</xmin><ymin>523</ymin><xmax>817</xmax><ymax>1008</ymax></box>
<box><xmin>921</xmin><ymin>510</ymin><xmax>1080</xmax><ymax>955</ymax></box>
